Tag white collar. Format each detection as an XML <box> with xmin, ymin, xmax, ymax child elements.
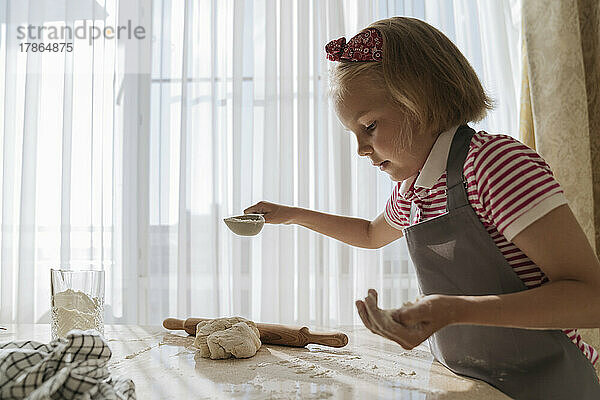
<box><xmin>399</xmin><ymin>125</ymin><xmax>460</xmax><ymax>195</ymax></box>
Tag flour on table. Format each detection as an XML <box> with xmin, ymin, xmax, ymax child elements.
<box><xmin>194</xmin><ymin>317</ymin><xmax>261</xmax><ymax>359</ymax></box>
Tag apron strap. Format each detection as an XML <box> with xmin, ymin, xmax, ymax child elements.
<box><xmin>446</xmin><ymin>125</ymin><xmax>475</xmax><ymax>211</ymax></box>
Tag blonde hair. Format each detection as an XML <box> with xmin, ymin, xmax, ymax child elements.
<box><xmin>329</xmin><ymin>17</ymin><xmax>493</xmax><ymax>143</ymax></box>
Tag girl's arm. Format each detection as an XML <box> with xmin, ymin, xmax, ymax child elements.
<box><xmin>243</xmin><ymin>201</ymin><xmax>403</xmax><ymax>249</ymax></box>
<box><xmin>452</xmin><ymin>204</ymin><xmax>600</xmax><ymax>328</ymax></box>
<box><xmin>356</xmin><ymin>205</ymin><xmax>600</xmax><ymax>350</ymax></box>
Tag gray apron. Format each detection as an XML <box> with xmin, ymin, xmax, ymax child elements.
<box><xmin>403</xmin><ymin>125</ymin><xmax>600</xmax><ymax>399</ymax></box>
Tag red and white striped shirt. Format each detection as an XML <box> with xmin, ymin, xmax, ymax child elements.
<box><xmin>384</xmin><ymin>127</ymin><xmax>598</xmax><ymax>366</ymax></box>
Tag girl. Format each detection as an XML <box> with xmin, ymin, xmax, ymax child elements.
<box><xmin>244</xmin><ymin>17</ymin><xmax>600</xmax><ymax>398</ymax></box>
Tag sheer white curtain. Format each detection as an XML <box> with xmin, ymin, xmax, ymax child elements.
<box><xmin>143</xmin><ymin>0</ymin><xmax>420</xmax><ymax>326</ymax></box>
<box><xmin>0</xmin><ymin>0</ymin><xmax>521</xmax><ymax>326</ymax></box>
<box><xmin>0</xmin><ymin>0</ymin><xmax>147</xmax><ymax>324</ymax></box>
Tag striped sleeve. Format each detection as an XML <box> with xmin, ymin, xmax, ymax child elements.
<box><xmin>472</xmin><ymin>135</ymin><xmax>568</xmax><ymax>241</ymax></box>
<box><xmin>384</xmin><ymin>183</ymin><xmax>410</xmax><ymax>231</ymax></box>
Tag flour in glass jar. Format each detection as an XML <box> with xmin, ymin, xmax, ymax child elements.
<box><xmin>51</xmin><ymin>289</ymin><xmax>104</xmax><ymax>339</ymax></box>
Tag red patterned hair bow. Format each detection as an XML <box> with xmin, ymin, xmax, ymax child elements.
<box><xmin>325</xmin><ymin>27</ymin><xmax>383</xmax><ymax>62</ymax></box>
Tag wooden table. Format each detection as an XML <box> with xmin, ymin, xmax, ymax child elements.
<box><xmin>1</xmin><ymin>324</ymin><xmax>509</xmax><ymax>399</ymax></box>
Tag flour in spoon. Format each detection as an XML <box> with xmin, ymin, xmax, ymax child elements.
<box><xmin>226</xmin><ymin>217</ymin><xmax>261</xmax><ymax>223</ymax></box>
<box><xmin>51</xmin><ymin>289</ymin><xmax>104</xmax><ymax>339</ymax></box>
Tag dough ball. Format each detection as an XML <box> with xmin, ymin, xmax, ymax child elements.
<box><xmin>206</xmin><ymin>322</ymin><xmax>261</xmax><ymax>359</ymax></box>
<box><xmin>194</xmin><ymin>317</ymin><xmax>261</xmax><ymax>359</ymax></box>
<box><xmin>194</xmin><ymin>316</ymin><xmax>250</xmax><ymax>357</ymax></box>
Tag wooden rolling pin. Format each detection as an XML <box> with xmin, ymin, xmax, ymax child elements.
<box><xmin>163</xmin><ymin>317</ymin><xmax>348</xmax><ymax>348</ymax></box>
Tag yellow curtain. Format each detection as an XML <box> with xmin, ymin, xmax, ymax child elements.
<box><xmin>518</xmin><ymin>32</ymin><xmax>535</xmax><ymax>150</ymax></box>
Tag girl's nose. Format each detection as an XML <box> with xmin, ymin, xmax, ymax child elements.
<box><xmin>357</xmin><ymin>143</ymin><xmax>373</xmax><ymax>157</ymax></box>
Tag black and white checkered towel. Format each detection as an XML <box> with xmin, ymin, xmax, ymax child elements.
<box><xmin>0</xmin><ymin>330</ymin><xmax>135</xmax><ymax>399</ymax></box>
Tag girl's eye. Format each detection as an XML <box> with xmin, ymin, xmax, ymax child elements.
<box><xmin>365</xmin><ymin>121</ymin><xmax>377</xmax><ymax>132</ymax></box>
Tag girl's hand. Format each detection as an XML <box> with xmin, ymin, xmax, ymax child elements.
<box><xmin>244</xmin><ymin>201</ymin><xmax>297</xmax><ymax>225</ymax></box>
<box><xmin>355</xmin><ymin>289</ymin><xmax>458</xmax><ymax>350</ymax></box>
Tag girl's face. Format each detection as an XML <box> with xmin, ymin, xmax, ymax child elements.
<box><xmin>335</xmin><ymin>77</ymin><xmax>437</xmax><ymax>182</ymax></box>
